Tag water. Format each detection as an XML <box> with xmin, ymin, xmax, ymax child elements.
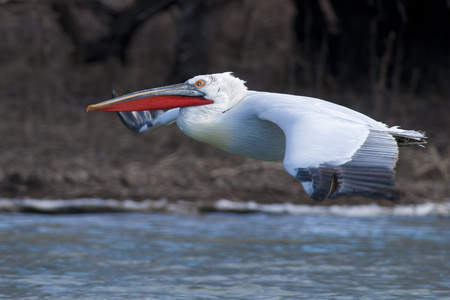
<box><xmin>0</xmin><ymin>211</ymin><xmax>449</xmax><ymax>299</ymax></box>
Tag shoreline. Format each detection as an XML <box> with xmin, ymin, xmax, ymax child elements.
<box><xmin>1</xmin><ymin>198</ymin><xmax>449</xmax><ymax>216</ymax></box>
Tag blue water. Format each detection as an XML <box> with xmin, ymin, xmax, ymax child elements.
<box><xmin>0</xmin><ymin>212</ymin><xmax>449</xmax><ymax>299</ymax></box>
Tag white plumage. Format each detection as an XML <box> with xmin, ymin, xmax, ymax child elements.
<box><xmin>88</xmin><ymin>72</ymin><xmax>426</xmax><ymax>201</ymax></box>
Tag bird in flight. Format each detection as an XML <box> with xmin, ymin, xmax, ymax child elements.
<box><xmin>87</xmin><ymin>72</ymin><xmax>426</xmax><ymax>201</ymax></box>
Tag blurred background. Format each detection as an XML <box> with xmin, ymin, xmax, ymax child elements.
<box><xmin>0</xmin><ymin>0</ymin><xmax>449</xmax><ymax>204</ymax></box>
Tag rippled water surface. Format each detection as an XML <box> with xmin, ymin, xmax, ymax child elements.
<box><xmin>0</xmin><ymin>212</ymin><xmax>449</xmax><ymax>299</ymax></box>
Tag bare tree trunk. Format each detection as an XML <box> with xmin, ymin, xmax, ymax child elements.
<box><xmin>51</xmin><ymin>0</ymin><xmax>175</xmax><ymax>63</ymax></box>
<box><xmin>171</xmin><ymin>0</ymin><xmax>226</xmax><ymax>82</ymax></box>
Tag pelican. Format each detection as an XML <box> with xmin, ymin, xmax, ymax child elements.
<box><xmin>87</xmin><ymin>72</ymin><xmax>426</xmax><ymax>201</ymax></box>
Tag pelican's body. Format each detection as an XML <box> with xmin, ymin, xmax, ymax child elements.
<box><xmin>88</xmin><ymin>73</ymin><xmax>426</xmax><ymax>201</ymax></box>
<box><xmin>178</xmin><ymin>90</ymin><xmax>389</xmax><ymax>162</ymax></box>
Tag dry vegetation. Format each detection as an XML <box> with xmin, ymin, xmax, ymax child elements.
<box><xmin>0</xmin><ymin>0</ymin><xmax>449</xmax><ymax>205</ymax></box>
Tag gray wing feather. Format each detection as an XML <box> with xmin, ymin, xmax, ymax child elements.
<box><xmin>117</xmin><ymin>110</ymin><xmax>164</xmax><ymax>133</ymax></box>
<box><xmin>251</xmin><ymin>92</ymin><xmax>407</xmax><ymax>201</ymax></box>
<box><xmin>296</xmin><ymin>130</ymin><xmax>401</xmax><ymax>201</ymax></box>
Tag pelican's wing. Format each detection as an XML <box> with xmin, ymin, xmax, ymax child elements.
<box><xmin>117</xmin><ymin>108</ymin><xmax>180</xmax><ymax>133</ymax></box>
<box><xmin>253</xmin><ymin>92</ymin><xmax>400</xmax><ymax>201</ymax></box>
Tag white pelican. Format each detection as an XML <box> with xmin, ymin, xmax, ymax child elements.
<box><xmin>87</xmin><ymin>72</ymin><xmax>426</xmax><ymax>201</ymax></box>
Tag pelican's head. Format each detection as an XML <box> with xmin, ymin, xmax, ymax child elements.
<box><xmin>87</xmin><ymin>72</ymin><xmax>247</xmax><ymax>116</ymax></box>
<box><xmin>184</xmin><ymin>72</ymin><xmax>247</xmax><ymax>114</ymax></box>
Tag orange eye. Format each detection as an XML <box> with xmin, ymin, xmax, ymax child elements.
<box><xmin>194</xmin><ymin>80</ymin><xmax>206</xmax><ymax>88</ymax></box>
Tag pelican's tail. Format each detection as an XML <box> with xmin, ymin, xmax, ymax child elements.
<box><xmin>387</xmin><ymin>126</ymin><xmax>427</xmax><ymax>147</ymax></box>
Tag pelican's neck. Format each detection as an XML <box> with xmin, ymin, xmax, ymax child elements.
<box><xmin>177</xmin><ymin>72</ymin><xmax>248</xmax><ymax>145</ymax></box>
<box><xmin>176</xmin><ymin>94</ymin><xmax>246</xmax><ymax>150</ymax></box>
<box><xmin>176</xmin><ymin>105</ymin><xmax>231</xmax><ymax>151</ymax></box>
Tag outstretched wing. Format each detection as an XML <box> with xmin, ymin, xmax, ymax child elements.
<box><xmin>253</xmin><ymin>92</ymin><xmax>400</xmax><ymax>201</ymax></box>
